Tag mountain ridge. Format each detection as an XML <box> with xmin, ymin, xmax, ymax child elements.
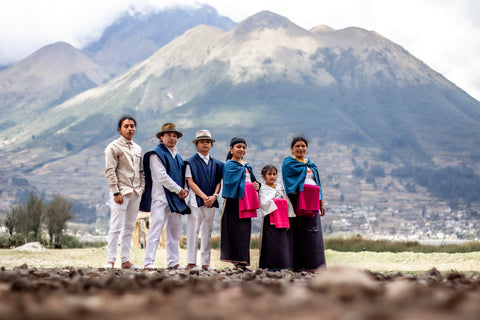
<box><xmin>3</xmin><ymin>11</ymin><xmax>479</xmax><ymax>159</ymax></box>
<box><xmin>84</xmin><ymin>5</ymin><xmax>236</xmax><ymax>76</ymax></box>
<box><xmin>0</xmin><ymin>41</ymin><xmax>109</xmax><ymax>132</ymax></box>
<box><xmin>0</xmin><ymin>4</ymin><xmax>236</xmax><ymax>134</ymax></box>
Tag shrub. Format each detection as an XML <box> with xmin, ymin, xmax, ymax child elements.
<box><xmin>370</xmin><ymin>165</ymin><xmax>386</xmax><ymax>177</ymax></box>
<box><xmin>81</xmin><ymin>241</ymin><xmax>107</xmax><ymax>248</ymax></box>
<box><xmin>0</xmin><ymin>234</ymin><xmax>26</xmax><ymax>248</ymax></box>
<box><xmin>0</xmin><ymin>235</ymin><xmax>9</xmax><ymax>248</ymax></box>
<box><xmin>324</xmin><ymin>235</ymin><xmax>480</xmax><ymax>253</ymax></box>
<box><xmin>211</xmin><ymin>236</ymin><xmax>220</xmax><ymax>249</ymax></box>
<box><xmin>405</xmin><ymin>182</ymin><xmax>416</xmax><ymax>192</ymax></box>
<box><xmin>59</xmin><ymin>235</ymin><xmax>83</xmax><ymax>248</ymax></box>
<box><xmin>353</xmin><ymin>167</ymin><xmax>365</xmax><ymax>178</ymax></box>
<box><xmin>250</xmin><ymin>237</ymin><xmax>260</xmax><ymax>249</ymax></box>
<box><xmin>179</xmin><ymin>236</ymin><xmax>187</xmax><ymax>249</ymax></box>
<box><xmin>365</xmin><ymin>175</ymin><xmax>375</xmax><ymax>184</ymax></box>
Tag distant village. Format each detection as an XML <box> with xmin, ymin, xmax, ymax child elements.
<box><xmin>321</xmin><ymin>203</ymin><xmax>479</xmax><ymax>242</ymax></box>
<box><xmin>199</xmin><ymin>200</ymin><xmax>479</xmax><ymax>244</ymax></box>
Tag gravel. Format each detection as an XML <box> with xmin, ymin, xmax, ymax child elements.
<box><xmin>1</xmin><ymin>264</ymin><xmax>480</xmax><ymax>319</ymax></box>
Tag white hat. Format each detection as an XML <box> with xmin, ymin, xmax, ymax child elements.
<box><xmin>192</xmin><ymin>129</ymin><xmax>216</xmax><ymax>144</ymax></box>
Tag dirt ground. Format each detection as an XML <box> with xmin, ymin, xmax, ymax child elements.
<box><xmin>1</xmin><ymin>264</ymin><xmax>480</xmax><ymax>320</ymax></box>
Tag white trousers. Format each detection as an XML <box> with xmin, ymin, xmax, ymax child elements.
<box><xmin>144</xmin><ymin>200</ymin><xmax>182</xmax><ymax>267</ymax></box>
<box><xmin>186</xmin><ymin>206</ymin><xmax>216</xmax><ymax>266</ymax></box>
<box><xmin>107</xmin><ymin>193</ymin><xmax>140</xmax><ymax>264</ymax></box>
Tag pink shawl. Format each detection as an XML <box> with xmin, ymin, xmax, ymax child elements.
<box><xmin>296</xmin><ymin>184</ymin><xmax>320</xmax><ymax>217</ymax></box>
<box><xmin>239</xmin><ymin>182</ymin><xmax>259</xmax><ymax>218</ymax></box>
<box><xmin>269</xmin><ymin>198</ymin><xmax>290</xmax><ymax>228</ymax></box>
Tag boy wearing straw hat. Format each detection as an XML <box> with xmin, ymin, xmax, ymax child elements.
<box><xmin>185</xmin><ymin>130</ymin><xmax>224</xmax><ymax>271</ymax></box>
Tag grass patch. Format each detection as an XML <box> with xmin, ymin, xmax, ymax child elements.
<box><xmin>325</xmin><ymin>250</ymin><xmax>480</xmax><ymax>274</ymax></box>
<box><xmin>1</xmin><ymin>247</ymin><xmax>480</xmax><ymax>273</ymax></box>
<box><xmin>2</xmin><ymin>236</ymin><xmax>480</xmax><ymax>273</ymax></box>
<box><xmin>0</xmin><ymin>247</ymin><xmax>259</xmax><ymax>270</ymax></box>
<box><xmin>324</xmin><ymin>236</ymin><xmax>480</xmax><ymax>253</ymax></box>
<box><xmin>205</xmin><ymin>236</ymin><xmax>260</xmax><ymax>250</ymax></box>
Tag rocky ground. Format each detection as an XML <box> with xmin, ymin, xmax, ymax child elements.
<box><xmin>1</xmin><ymin>264</ymin><xmax>480</xmax><ymax>320</ymax></box>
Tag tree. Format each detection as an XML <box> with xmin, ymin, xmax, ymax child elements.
<box><xmin>370</xmin><ymin>165</ymin><xmax>386</xmax><ymax>177</ymax></box>
<box><xmin>25</xmin><ymin>192</ymin><xmax>43</xmax><ymax>242</ymax></box>
<box><xmin>44</xmin><ymin>195</ymin><xmax>74</xmax><ymax>247</ymax></box>
<box><xmin>9</xmin><ymin>203</ymin><xmax>31</xmax><ymax>242</ymax></box>
<box><xmin>4</xmin><ymin>210</ymin><xmax>16</xmax><ymax>236</ymax></box>
<box><xmin>353</xmin><ymin>166</ymin><xmax>365</xmax><ymax>178</ymax></box>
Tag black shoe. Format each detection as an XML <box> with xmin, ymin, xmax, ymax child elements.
<box><xmin>235</xmin><ymin>264</ymin><xmax>251</xmax><ymax>272</ymax></box>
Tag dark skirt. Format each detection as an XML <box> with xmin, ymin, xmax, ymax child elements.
<box><xmin>220</xmin><ymin>197</ymin><xmax>251</xmax><ymax>265</ymax></box>
<box><xmin>259</xmin><ymin>215</ymin><xmax>293</xmax><ymax>270</ymax></box>
<box><xmin>288</xmin><ymin>194</ymin><xmax>326</xmax><ymax>270</ymax></box>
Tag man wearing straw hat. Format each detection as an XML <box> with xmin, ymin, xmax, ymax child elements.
<box><xmin>185</xmin><ymin>130</ymin><xmax>224</xmax><ymax>271</ymax></box>
<box><xmin>140</xmin><ymin>122</ymin><xmax>190</xmax><ymax>270</ymax></box>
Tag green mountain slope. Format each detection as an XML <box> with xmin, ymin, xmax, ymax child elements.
<box><xmin>1</xmin><ymin>11</ymin><xmax>479</xmax><ymax>226</ymax></box>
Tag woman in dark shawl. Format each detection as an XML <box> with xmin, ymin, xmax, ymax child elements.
<box><xmin>282</xmin><ymin>136</ymin><xmax>326</xmax><ymax>272</ymax></box>
<box><xmin>221</xmin><ymin>137</ymin><xmax>260</xmax><ymax>271</ymax></box>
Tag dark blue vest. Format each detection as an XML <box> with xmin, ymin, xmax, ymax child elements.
<box><xmin>140</xmin><ymin>143</ymin><xmax>190</xmax><ymax>214</ymax></box>
<box><xmin>186</xmin><ymin>154</ymin><xmax>224</xmax><ymax>208</ymax></box>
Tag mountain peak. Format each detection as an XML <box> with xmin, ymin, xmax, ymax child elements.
<box><xmin>30</xmin><ymin>42</ymin><xmax>77</xmax><ymax>61</ymax></box>
<box><xmin>310</xmin><ymin>25</ymin><xmax>335</xmax><ymax>33</ymax></box>
<box><xmin>0</xmin><ymin>40</ymin><xmax>109</xmax><ymax>121</ymax></box>
<box><xmin>42</xmin><ymin>41</ymin><xmax>74</xmax><ymax>50</ymax></box>
<box><xmin>233</xmin><ymin>10</ymin><xmax>307</xmax><ymax>36</ymax></box>
<box><xmin>83</xmin><ymin>4</ymin><xmax>235</xmax><ymax>76</ymax></box>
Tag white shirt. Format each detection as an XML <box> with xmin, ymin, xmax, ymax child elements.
<box><xmin>245</xmin><ymin>167</ymin><xmax>252</xmax><ymax>183</ymax></box>
<box><xmin>305</xmin><ymin>165</ymin><xmax>317</xmax><ymax>186</ymax></box>
<box><xmin>150</xmin><ymin>146</ymin><xmax>182</xmax><ymax>203</ymax></box>
<box><xmin>258</xmin><ymin>183</ymin><xmax>295</xmax><ymax>217</ymax></box>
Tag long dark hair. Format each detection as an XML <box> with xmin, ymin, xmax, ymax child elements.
<box><xmin>226</xmin><ymin>137</ymin><xmax>247</xmax><ymax>160</ymax></box>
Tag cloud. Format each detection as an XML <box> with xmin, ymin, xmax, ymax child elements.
<box><xmin>0</xmin><ymin>1</ymin><xmax>120</xmax><ymax>64</ymax></box>
<box><xmin>366</xmin><ymin>0</ymin><xmax>480</xmax><ymax>101</ymax></box>
<box><xmin>0</xmin><ymin>0</ymin><xmax>181</xmax><ymax>65</ymax></box>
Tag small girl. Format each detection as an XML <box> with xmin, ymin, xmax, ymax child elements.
<box><xmin>258</xmin><ymin>165</ymin><xmax>295</xmax><ymax>271</ymax></box>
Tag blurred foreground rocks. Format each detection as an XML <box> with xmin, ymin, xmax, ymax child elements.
<box><xmin>1</xmin><ymin>264</ymin><xmax>480</xmax><ymax>319</ymax></box>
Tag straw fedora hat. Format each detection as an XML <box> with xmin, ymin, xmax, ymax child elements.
<box><xmin>156</xmin><ymin>122</ymin><xmax>183</xmax><ymax>139</ymax></box>
<box><xmin>192</xmin><ymin>129</ymin><xmax>216</xmax><ymax>144</ymax></box>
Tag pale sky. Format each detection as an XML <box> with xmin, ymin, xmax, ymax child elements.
<box><xmin>1</xmin><ymin>0</ymin><xmax>479</xmax><ymax>101</ymax></box>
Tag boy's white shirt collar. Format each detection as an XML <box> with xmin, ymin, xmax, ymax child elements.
<box><xmin>197</xmin><ymin>152</ymin><xmax>210</xmax><ymax>164</ymax></box>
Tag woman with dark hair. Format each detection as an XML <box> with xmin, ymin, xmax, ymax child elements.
<box><xmin>221</xmin><ymin>137</ymin><xmax>260</xmax><ymax>271</ymax></box>
<box><xmin>282</xmin><ymin>136</ymin><xmax>326</xmax><ymax>272</ymax></box>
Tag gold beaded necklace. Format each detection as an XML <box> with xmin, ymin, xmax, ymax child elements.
<box><xmin>293</xmin><ymin>156</ymin><xmax>307</xmax><ymax>163</ymax></box>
